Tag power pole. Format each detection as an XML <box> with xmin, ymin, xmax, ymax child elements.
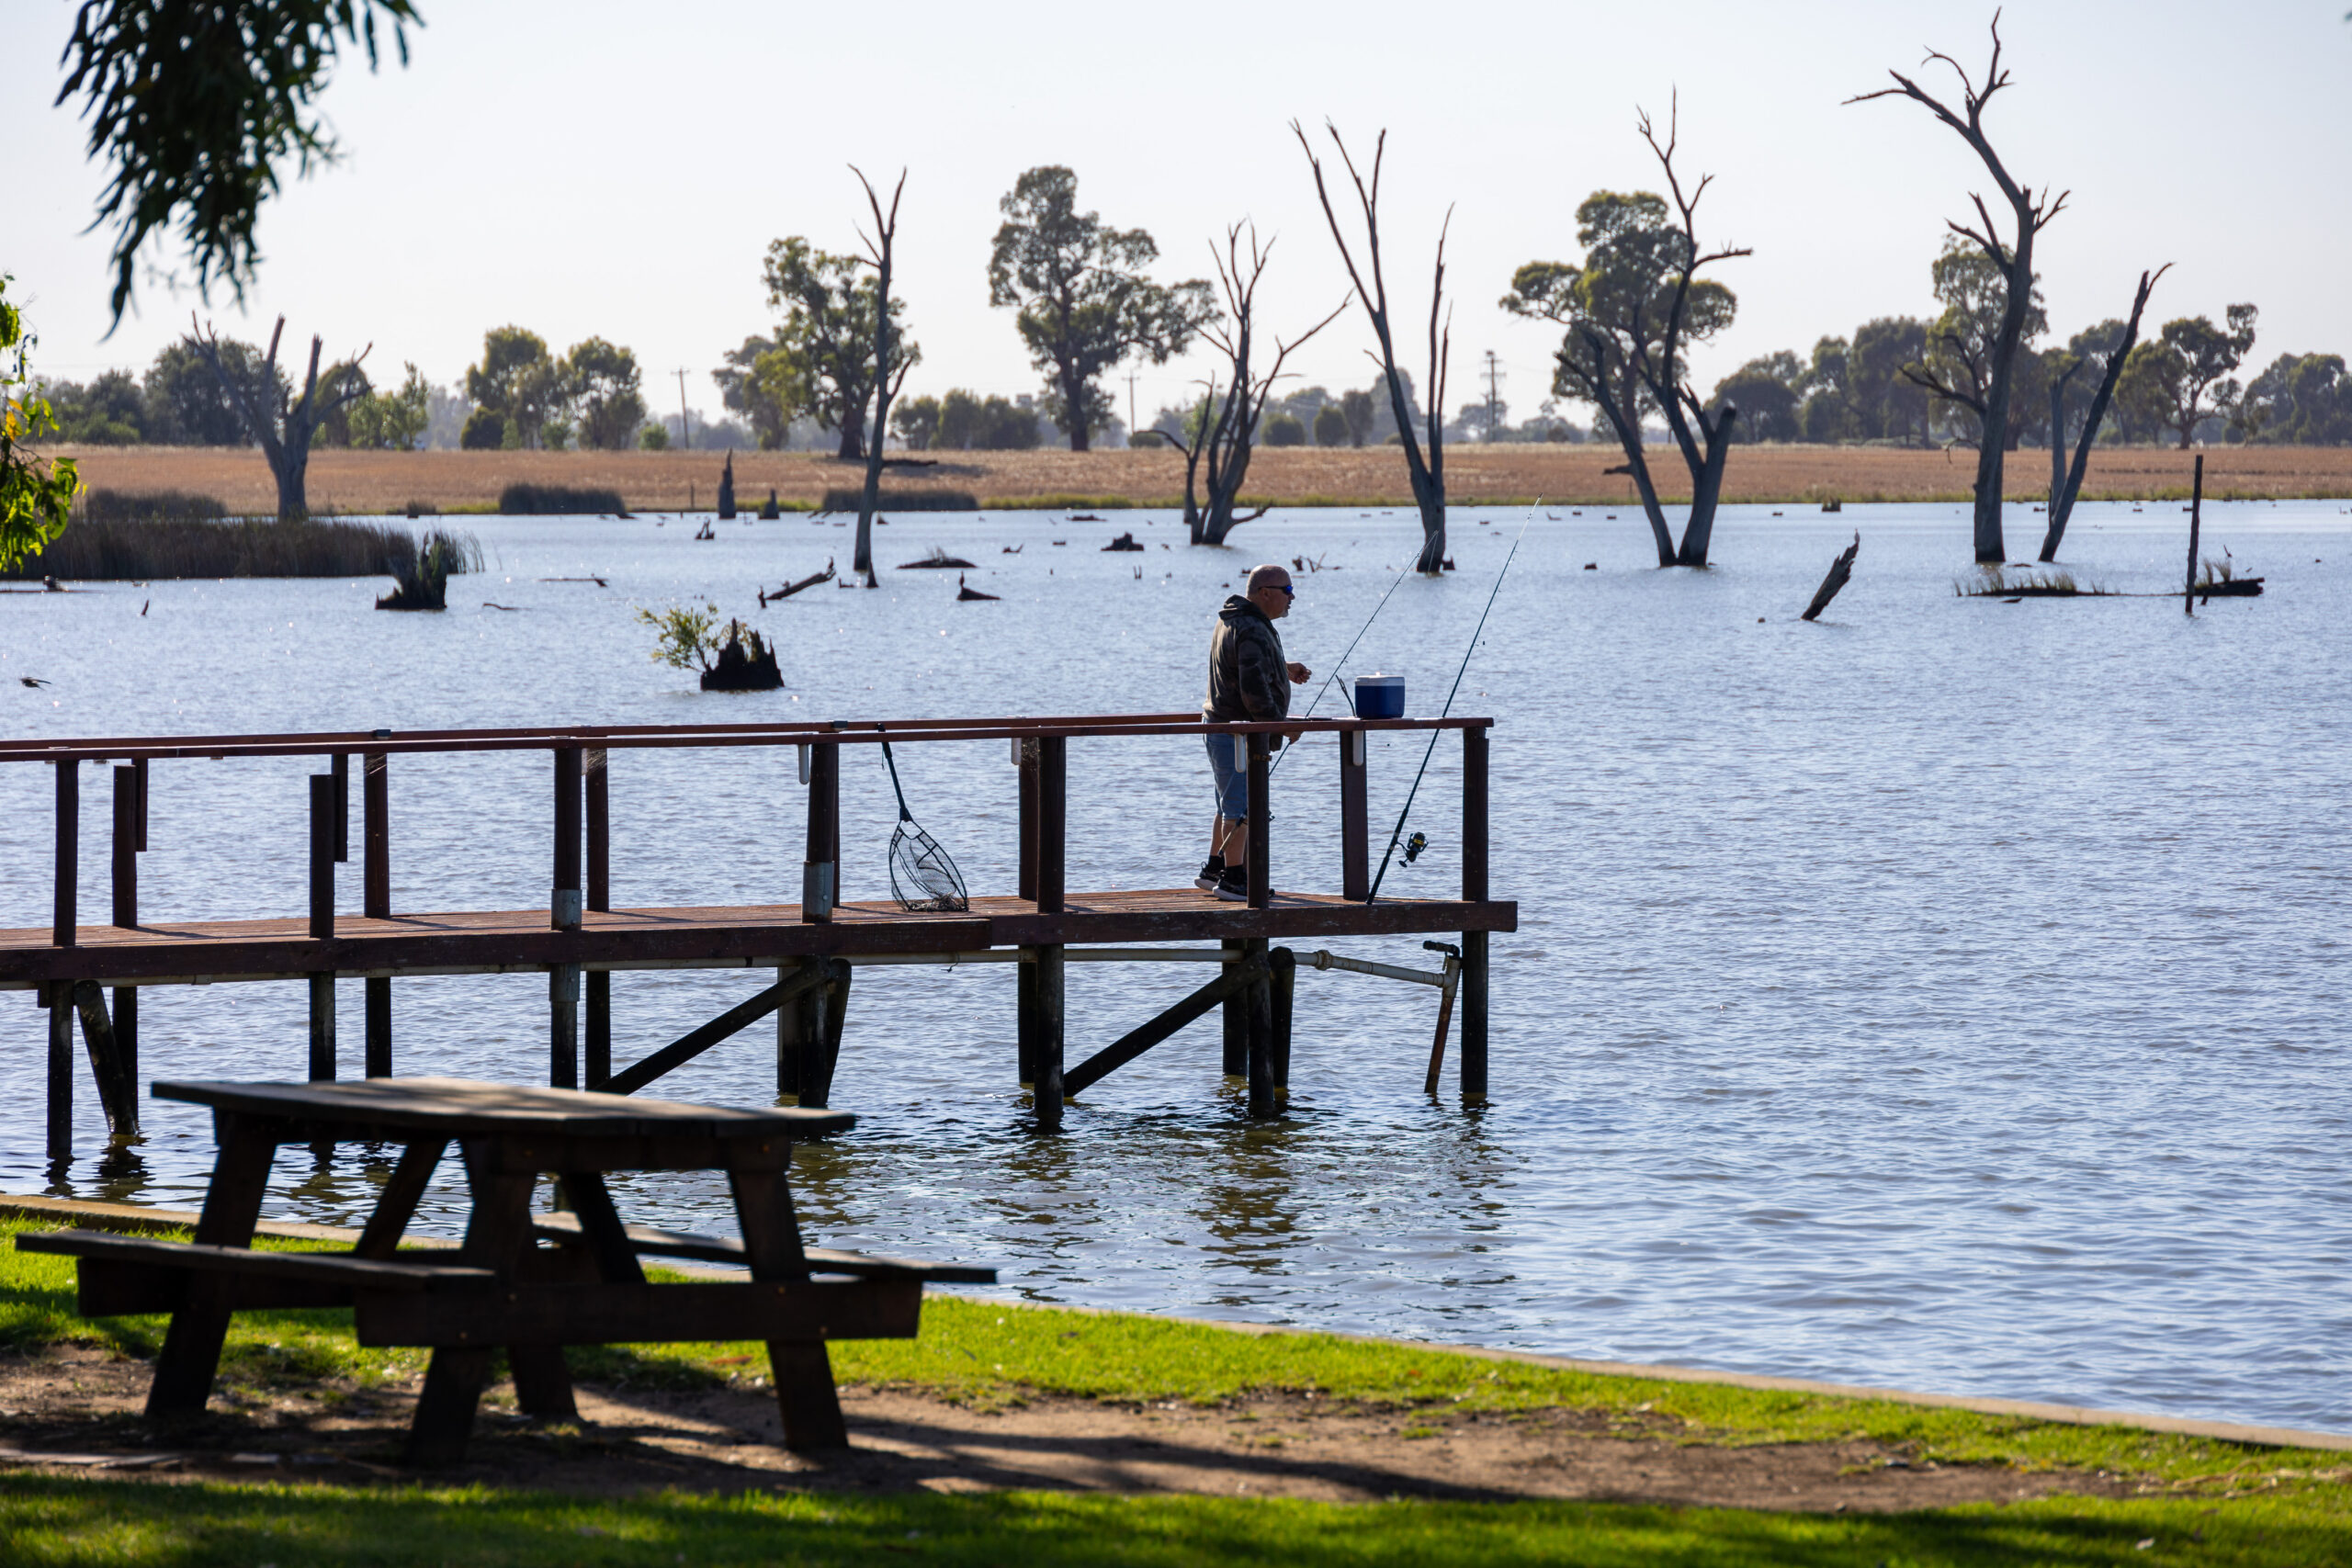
<box><xmin>674</xmin><ymin>369</ymin><xmax>692</xmax><ymax>449</ymax></box>
<box><xmin>1483</xmin><ymin>351</ymin><xmax>1504</xmax><ymax>441</ymax></box>
<box><xmin>1125</xmin><ymin>367</ymin><xmax>1140</xmax><ymax>441</ymax></box>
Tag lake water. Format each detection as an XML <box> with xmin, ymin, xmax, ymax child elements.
<box><xmin>3</xmin><ymin>496</ymin><xmax>2347</xmax><ymax>1434</ymax></box>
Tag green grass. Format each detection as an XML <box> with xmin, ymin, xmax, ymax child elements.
<box><xmin>8</xmin><ymin>1216</ymin><xmax>2352</xmax><ymax>1562</ymax></box>
<box><xmin>3</xmin><ymin>1481</ymin><xmax>2349</xmax><ymax>1566</ymax></box>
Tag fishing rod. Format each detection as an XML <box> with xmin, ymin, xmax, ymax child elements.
<box><xmin>1365</xmin><ymin>509</ymin><xmax>1533</xmax><ymax>906</ymax></box>
<box><xmin>1268</xmin><ymin>554</ymin><xmax>1414</xmax><ymax>780</ymax></box>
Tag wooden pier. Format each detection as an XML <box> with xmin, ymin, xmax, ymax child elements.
<box><xmin>2</xmin><ymin>715</ymin><xmax>1514</xmax><ymax>1158</ymax></box>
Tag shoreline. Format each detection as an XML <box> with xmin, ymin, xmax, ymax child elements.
<box><xmin>41</xmin><ymin>443</ymin><xmax>2352</xmax><ymax>516</ymax></box>
<box><xmin>7</xmin><ymin>1189</ymin><xmax>2340</xmax><ymax>1456</ymax></box>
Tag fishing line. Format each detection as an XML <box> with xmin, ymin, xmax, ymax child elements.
<box><xmin>1365</xmin><ymin>507</ymin><xmax>1534</xmax><ymax>906</ymax></box>
<box><xmin>1268</xmin><ymin>554</ymin><xmax>1414</xmax><ymax>781</ymax></box>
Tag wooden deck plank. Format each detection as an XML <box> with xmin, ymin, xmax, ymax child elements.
<box><xmin>0</xmin><ymin>891</ymin><xmax>1516</xmax><ymax>988</ymax></box>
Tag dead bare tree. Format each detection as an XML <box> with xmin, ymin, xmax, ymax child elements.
<box><xmin>1851</xmin><ymin>12</ymin><xmax>2067</xmax><ymax>563</ymax></box>
<box><xmin>1195</xmin><ymin>226</ymin><xmax>1347</xmax><ymax>548</ymax></box>
<box><xmin>1295</xmin><ymin>121</ymin><xmax>1451</xmax><ymax>575</ymax></box>
<box><xmin>1632</xmin><ymin>101</ymin><xmax>1749</xmax><ymax>567</ymax></box>
<box><xmin>2040</xmin><ymin>265</ymin><xmax>2167</xmax><ymax>562</ymax></box>
<box><xmin>190</xmin><ymin>315</ymin><xmax>368</xmax><ymax>523</ymax></box>
<box><xmin>850</xmin><ymin>165</ymin><xmax>911</xmax><ymax>588</ymax></box>
<box><xmin>1159</xmin><ymin>384</ymin><xmax>1216</xmax><ymax>542</ymax></box>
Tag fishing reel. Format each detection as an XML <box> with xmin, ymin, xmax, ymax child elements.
<box><xmin>1402</xmin><ymin>831</ymin><xmax>1429</xmax><ymax>865</ymax></box>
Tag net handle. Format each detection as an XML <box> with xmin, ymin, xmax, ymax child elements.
<box><xmin>876</xmin><ymin>725</ymin><xmax>914</xmax><ymax>822</ymax></box>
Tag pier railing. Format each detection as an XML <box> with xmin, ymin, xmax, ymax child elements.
<box><xmin>4</xmin><ymin>712</ymin><xmax>1493</xmax><ymax>943</ymax></box>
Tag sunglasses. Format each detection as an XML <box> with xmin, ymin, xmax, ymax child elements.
<box><xmin>1270</xmin><ymin>583</ymin><xmax>1295</xmax><ymax>599</ymax></box>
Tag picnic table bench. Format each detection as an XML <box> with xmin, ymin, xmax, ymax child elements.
<box><xmin>13</xmin><ymin>1077</ymin><xmax>995</xmax><ymax>1466</ymax></box>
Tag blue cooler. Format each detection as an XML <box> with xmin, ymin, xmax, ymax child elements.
<box><xmin>1353</xmin><ymin>674</ymin><xmax>1406</xmax><ymax>719</ymax></box>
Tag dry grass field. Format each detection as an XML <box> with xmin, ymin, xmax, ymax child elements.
<box><xmin>51</xmin><ymin>441</ymin><xmax>2352</xmax><ymax>515</ymax></box>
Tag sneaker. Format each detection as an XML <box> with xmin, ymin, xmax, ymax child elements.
<box><xmin>1193</xmin><ymin>856</ymin><xmax>1226</xmax><ymax>892</ymax></box>
<box><xmin>1214</xmin><ymin>867</ymin><xmax>1250</xmax><ymax>902</ymax></box>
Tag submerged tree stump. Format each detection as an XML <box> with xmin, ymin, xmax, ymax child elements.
<box><xmin>1802</xmin><ymin>532</ymin><xmax>1860</xmax><ymax>622</ymax></box>
<box><xmin>700</xmin><ymin>621</ymin><xmax>783</xmax><ymax>691</ymax></box>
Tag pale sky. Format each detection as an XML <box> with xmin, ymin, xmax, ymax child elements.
<box><xmin>6</xmin><ymin>0</ymin><xmax>2349</xmax><ymax>433</ymax></box>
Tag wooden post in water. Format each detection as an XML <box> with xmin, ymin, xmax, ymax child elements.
<box><xmin>362</xmin><ymin>750</ymin><xmax>391</xmax><ymax>1077</ymax></box>
<box><xmin>2184</xmin><ymin>454</ymin><xmax>2204</xmax><ymax>616</ymax></box>
<box><xmin>1034</xmin><ymin>943</ymin><xmax>1065</xmax><ymax>1130</ymax></box>
<box><xmin>1268</xmin><ymin>945</ymin><xmax>1295</xmax><ymax>1095</ymax></box>
<box><xmin>308</xmin><ymin>773</ymin><xmax>336</xmax><ymax>1081</ymax></box>
<box><xmin>584</xmin><ymin>748</ymin><xmax>610</xmax><ymax>1089</ymax></box>
<box><xmin>1340</xmin><ymin>727</ymin><xmax>1370</xmax><ymax>901</ymax></box>
<box><xmin>1459</xmin><ymin>726</ymin><xmax>1490</xmax><ymax>1102</ymax></box>
<box><xmin>1035</xmin><ymin>736</ymin><xmax>1067</xmax><ymax>1130</ymax></box>
<box><xmin>1016</xmin><ymin>739</ymin><xmax>1040</xmax><ymax>1087</ymax></box>
<box><xmin>549</xmin><ymin>748</ymin><xmax>582</xmax><ymax>1089</ymax></box>
<box><xmin>1244</xmin><ymin>937</ymin><xmax>1275</xmax><ymax>1118</ymax></box>
<box><xmin>110</xmin><ymin>765</ymin><xmax>139</xmax><ymax>1091</ymax></box>
<box><xmin>47</xmin><ymin>984</ymin><xmax>73</xmax><ymax>1162</ymax></box>
<box><xmin>1221</xmin><ymin>939</ymin><xmax>1246</xmax><ymax>1075</ymax></box>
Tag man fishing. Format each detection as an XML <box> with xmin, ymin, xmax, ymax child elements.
<box><xmin>1199</xmin><ymin>564</ymin><xmax>1308</xmax><ymax>902</ymax></box>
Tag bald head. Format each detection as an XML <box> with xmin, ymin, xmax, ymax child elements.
<box><xmin>1245</xmin><ymin>563</ymin><xmax>1294</xmax><ymax>621</ymax></box>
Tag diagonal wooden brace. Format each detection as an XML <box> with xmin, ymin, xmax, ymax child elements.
<box><xmin>604</xmin><ymin>963</ymin><xmax>838</xmax><ymax>1097</ymax></box>
<box><xmin>72</xmin><ymin>980</ymin><xmax>140</xmax><ymax>1135</ymax></box>
<box><xmin>1063</xmin><ymin>955</ymin><xmax>1271</xmax><ymax>1099</ymax></box>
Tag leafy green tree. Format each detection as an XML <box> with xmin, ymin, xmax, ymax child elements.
<box><xmin>313</xmin><ymin>360</ymin><xmax>371</xmax><ymax>446</ymax></box>
<box><xmin>44</xmin><ymin>369</ymin><xmax>148</xmax><ymax>444</ymax></box>
<box><xmin>1312</xmin><ymin>402</ymin><xmax>1349</xmax><ymax>446</ymax></box>
<box><xmin>1849</xmin><ymin>319</ymin><xmax>1931</xmax><ymax>444</ymax></box>
<box><xmin>2240</xmin><ymin>353</ymin><xmax>2352</xmax><ymax>446</ymax></box>
<box><xmin>464</xmin><ymin>326</ymin><xmax>574</xmax><ymax>448</ymax></box>
<box><xmin>989</xmin><ymin>166</ymin><xmax>1213</xmax><ymax>452</ymax></box>
<box><xmin>756</xmin><ymin>238</ymin><xmax>919</xmax><ymax>460</ymax></box>
<box><xmin>934</xmin><ymin>389</ymin><xmax>1039</xmax><ymax>450</ymax></box>
<box><xmin>346</xmin><ymin>361</ymin><xmax>430</xmax><ymax>449</ymax></box>
<box><xmin>891</xmin><ymin>395</ymin><xmax>941</xmax><ymax>450</ymax></box>
<box><xmin>141</xmin><ymin>338</ymin><xmax>276</xmax><ymax>445</ymax></box>
<box><xmin>1339</xmin><ymin>388</ymin><xmax>1375</xmax><ymax>446</ymax></box>
<box><xmin>1710</xmin><ymin>351</ymin><xmax>1802</xmax><ymax>443</ymax></box>
<box><xmin>2</xmin><ymin>279</ymin><xmax>80</xmax><ymax>569</ymax></box>
<box><xmin>714</xmin><ymin>335</ymin><xmax>788</xmax><ymax>449</ymax></box>
<box><xmin>1504</xmin><ymin>107</ymin><xmax>1748</xmax><ymax>568</ymax></box>
<box><xmin>637</xmin><ymin>421</ymin><xmax>669</xmax><ymax>451</ymax></box>
<box><xmin>2117</xmin><ymin>306</ymin><xmax>2257</xmax><ymax>448</ymax></box>
<box><xmin>459</xmin><ymin>406</ymin><xmax>506</xmax><ymax>450</ymax></box>
<box><xmin>58</xmin><ymin>0</ymin><xmax>421</xmax><ymax>326</ymax></box>
<box><xmin>568</xmin><ymin>337</ymin><xmax>647</xmax><ymax>451</ymax></box>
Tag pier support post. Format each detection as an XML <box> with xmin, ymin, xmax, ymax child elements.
<box><xmin>1243</xmin><ymin>938</ymin><xmax>1275</xmax><ymax>1118</ymax></box>
<box><xmin>1016</xmin><ymin>949</ymin><xmax>1041</xmax><ymax>1087</ymax></box>
<box><xmin>1460</xmin><ymin>724</ymin><xmax>1489</xmax><ymax>1103</ymax></box>
<box><xmin>775</xmin><ymin>956</ymin><xmax>824</xmax><ymax>1100</ymax></box>
<box><xmin>308</xmin><ymin>773</ymin><xmax>336</xmax><ymax>1082</ymax></box>
<box><xmin>1034</xmin><ymin>944</ymin><xmax>1065</xmax><ymax>1130</ymax></box>
<box><xmin>1017</xmin><ymin>739</ymin><xmax>1039</xmax><ymax>903</ymax></box>
<box><xmin>1035</xmin><ymin>737</ymin><xmax>1066</xmax><ymax>915</ymax></box>
<box><xmin>549</xmin><ymin>965</ymin><xmax>580</xmax><ymax>1089</ymax></box>
<box><xmin>797</xmin><ymin>960</ymin><xmax>852</xmax><ymax>1109</ymax></box>
<box><xmin>47</xmin><ymin>985</ymin><xmax>74</xmax><ymax>1162</ymax></box>
<box><xmin>1245</xmin><ymin>733</ymin><xmax>1271</xmax><ymax>908</ymax></box>
<box><xmin>1221</xmin><ymin>940</ymin><xmax>1246</xmax><ymax>1075</ymax></box>
<box><xmin>363</xmin><ymin>751</ymin><xmax>390</xmax><ymax>1077</ymax></box>
<box><xmin>1270</xmin><ymin>946</ymin><xmax>1295</xmax><ymax>1092</ymax></box>
<box><xmin>110</xmin><ymin>765</ymin><xmax>140</xmax><ymax>1092</ymax></box>
<box><xmin>74</xmin><ymin>980</ymin><xmax>138</xmax><ymax>1134</ymax></box>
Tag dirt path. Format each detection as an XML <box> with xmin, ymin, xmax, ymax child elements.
<box><xmin>0</xmin><ymin>1345</ymin><xmax>2130</xmax><ymax>1511</ymax></box>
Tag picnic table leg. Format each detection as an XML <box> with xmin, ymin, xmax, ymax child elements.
<box><xmin>727</xmin><ymin>1164</ymin><xmax>848</xmax><ymax>1450</ymax></box>
<box><xmin>148</xmin><ymin>1115</ymin><xmax>277</xmax><ymax>1416</ymax></box>
<box><xmin>408</xmin><ymin>1142</ymin><xmax>562</xmax><ymax>1464</ymax></box>
<box><xmin>354</xmin><ymin>1139</ymin><xmax>447</xmax><ymax>1258</ymax></box>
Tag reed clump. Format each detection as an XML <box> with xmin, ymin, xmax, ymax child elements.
<box><xmin>819</xmin><ymin>488</ymin><xmax>979</xmax><ymax>512</ymax></box>
<box><xmin>498</xmin><ymin>483</ymin><xmax>628</xmax><ymax>515</ymax></box>
<box><xmin>79</xmin><ymin>488</ymin><xmax>226</xmax><ymax>524</ymax></box>
<box><xmin>376</xmin><ymin>530</ymin><xmax>485</xmax><ymax>611</ymax></box>
<box><xmin>1</xmin><ymin>516</ymin><xmax>478</xmax><ymax>582</ymax></box>
<box><xmin>1956</xmin><ymin>565</ymin><xmax>2113</xmax><ymax>598</ymax></box>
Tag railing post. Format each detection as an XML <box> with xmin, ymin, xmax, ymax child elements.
<box><xmin>1340</xmin><ymin>727</ymin><xmax>1369</xmax><ymax>901</ymax></box>
<box><xmin>362</xmin><ymin>750</ymin><xmax>390</xmax><ymax>1077</ymax></box>
<box><xmin>1460</xmin><ymin>724</ymin><xmax>1489</xmax><ymax>1102</ymax></box>
<box><xmin>308</xmin><ymin>773</ymin><xmax>336</xmax><ymax>1081</ymax></box>
<box><xmin>584</xmin><ymin>747</ymin><xmax>610</xmax><ymax>1088</ymax></box>
<box><xmin>1245</xmin><ymin>732</ymin><xmax>1271</xmax><ymax>908</ymax></box>
<box><xmin>1017</xmin><ymin>737</ymin><xmax>1039</xmax><ymax>903</ymax></box>
<box><xmin>331</xmin><ymin>752</ymin><xmax>350</xmax><ymax>863</ymax></box>
<box><xmin>802</xmin><ymin>741</ymin><xmax>839</xmax><ymax>922</ymax></box>
<box><xmin>1036</xmin><ymin>735</ymin><xmax>1066</xmax><ymax>915</ymax></box>
<box><xmin>53</xmin><ymin>759</ymin><xmax>76</xmax><ymax>947</ymax></box>
<box><xmin>110</xmin><ymin>766</ymin><xmax>139</xmax><ymax>1089</ymax></box>
<box><xmin>552</xmin><ymin>747</ymin><xmax>582</xmax><ymax>931</ymax></box>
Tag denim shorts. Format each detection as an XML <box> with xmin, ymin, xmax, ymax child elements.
<box><xmin>1205</xmin><ymin>732</ymin><xmax>1249</xmax><ymax>818</ymax></box>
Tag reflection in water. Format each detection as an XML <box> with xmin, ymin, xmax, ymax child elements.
<box><xmin>4</xmin><ymin>504</ymin><xmax>2349</xmax><ymax>1431</ymax></box>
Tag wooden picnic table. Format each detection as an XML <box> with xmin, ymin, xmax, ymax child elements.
<box><xmin>15</xmin><ymin>1077</ymin><xmax>994</xmax><ymax>1465</ymax></box>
